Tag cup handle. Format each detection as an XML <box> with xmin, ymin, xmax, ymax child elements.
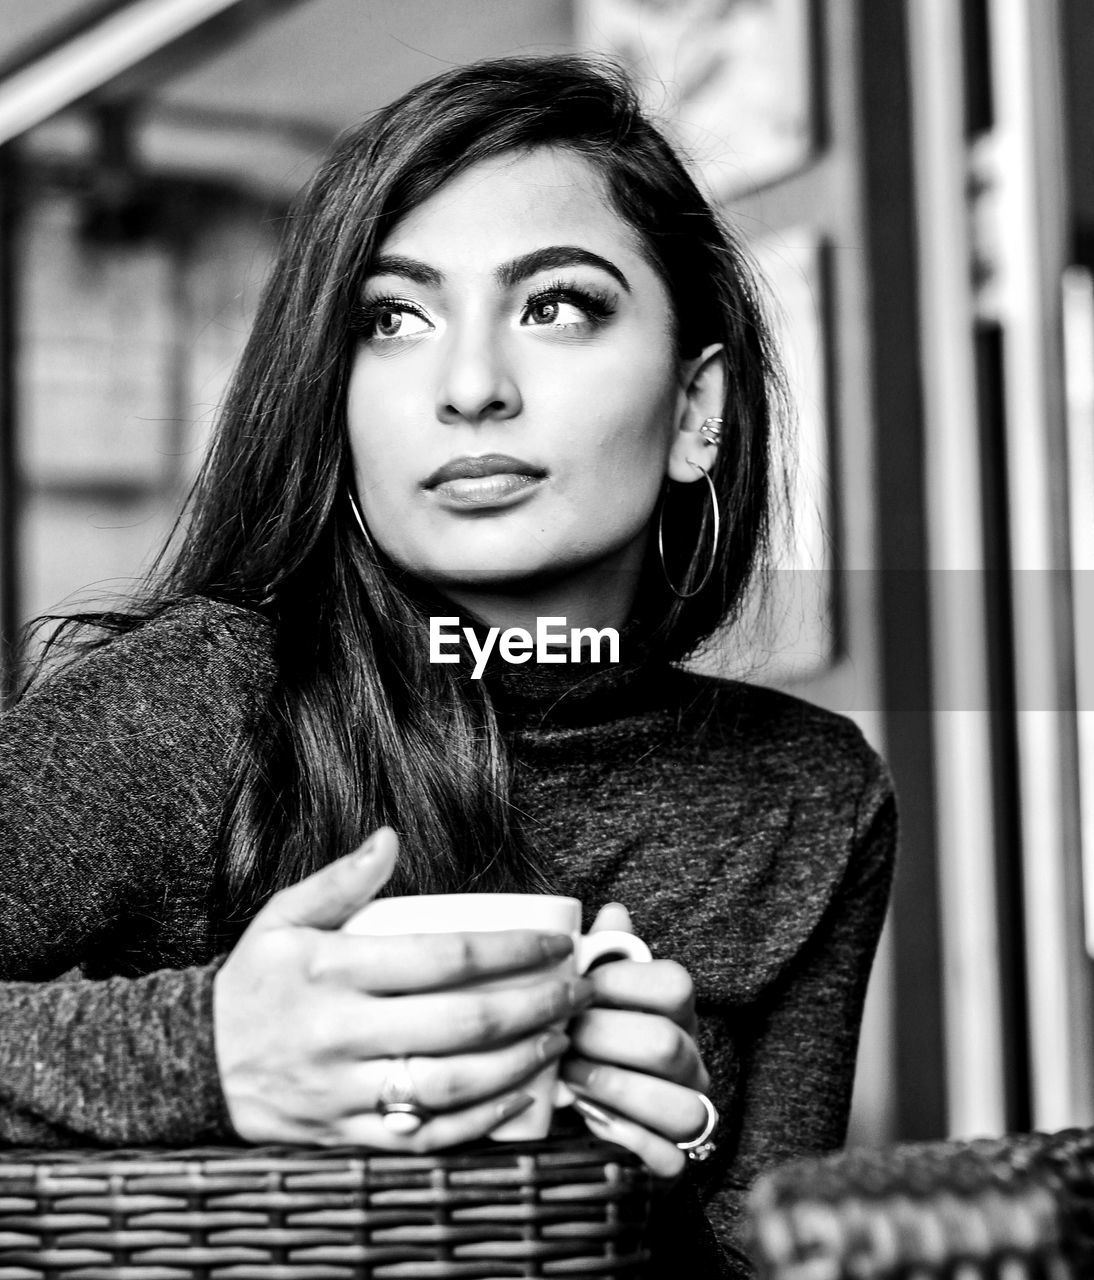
<box><xmin>575</xmin><ymin>929</ymin><xmax>652</xmax><ymax>972</ymax></box>
<box><xmin>555</xmin><ymin>930</ymin><xmax>652</xmax><ymax>1108</ymax></box>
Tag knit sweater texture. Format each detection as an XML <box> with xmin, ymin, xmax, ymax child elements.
<box><xmin>0</xmin><ymin>597</ymin><xmax>896</xmax><ymax>1276</ymax></box>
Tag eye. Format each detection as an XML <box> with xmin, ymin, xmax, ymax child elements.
<box><xmin>521</xmin><ymin>284</ymin><xmax>616</xmax><ymax>330</ymax></box>
<box><xmin>360</xmin><ymin>299</ymin><xmax>433</xmax><ymax>342</ymax></box>
<box><xmin>523</xmin><ymin>295</ymin><xmax>590</xmax><ymax>328</ymax></box>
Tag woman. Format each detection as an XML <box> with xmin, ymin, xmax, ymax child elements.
<box><xmin>0</xmin><ymin>56</ymin><xmax>895</xmax><ymax>1277</ymax></box>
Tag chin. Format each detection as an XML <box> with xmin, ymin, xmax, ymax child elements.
<box><xmin>423</xmin><ymin>563</ymin><xmax>555</xmax><ymax>589</ymax></box>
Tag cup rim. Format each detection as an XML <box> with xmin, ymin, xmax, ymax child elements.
<box><xmin>345</xmin><ymin>892</ymin><xmax>584</xmax><ymax>936</ymax></box>
<box><xmin>372</xmin><ymin>893</ymin><xmax>581</xmax><ymax>908</ymax></box>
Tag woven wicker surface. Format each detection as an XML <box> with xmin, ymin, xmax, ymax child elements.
<box><xmin>0</xmin><ymin>1136</ymin><xmax>653</xmax><ymax>1278</ymax></box>
<box><xmin>747</xmin><ymin>1126</ymin><xmax>1094</xmax><ymax>1280</ymax></box>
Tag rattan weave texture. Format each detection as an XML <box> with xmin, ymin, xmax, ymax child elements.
<box><xmin>746</xmin><ymin>1125</ymin><xmax>1094</xmax><ymax>1279</ymax></box>
<box><xmin>0</xmin><ymin>1136</ymin><xmax>653</xmax><ymax>1278</ymax></box>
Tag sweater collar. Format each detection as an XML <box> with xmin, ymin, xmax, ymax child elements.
<box><xmin>472</xmin><ymin>620</ymin><xmax>671</xmax><ymax>728</ymax></box>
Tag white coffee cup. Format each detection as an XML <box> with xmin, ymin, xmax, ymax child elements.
<box><xmin>344</xmin><ymin>893</ymin><xmax>651</xmax><ymax>1139</ymax></box>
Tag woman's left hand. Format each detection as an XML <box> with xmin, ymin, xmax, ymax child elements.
<box><xmin>561</xmin><ymin>903</ymin><xmax>712</xmax><ymax>1179</ymax></box>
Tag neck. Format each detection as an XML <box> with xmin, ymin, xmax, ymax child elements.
<box><xmin>434</xmin><ymin>562</ymin><xmax>641</xmax><ymax>635</ymax></box>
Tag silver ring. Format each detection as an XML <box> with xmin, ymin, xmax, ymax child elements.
<box><xmin>676</xmin><ymin>1091</ymin><xmax>718</xmax><ymax>1162</ymax></box>
<box><xmin>377</xmin><ymin>1057</ymin><xmax>430</xmax><ymax>1135</ymax></box>
<box><xmin>699</xmin><ymin>416</ymin><xmax>724</xmax><ymax>446</ymax></box>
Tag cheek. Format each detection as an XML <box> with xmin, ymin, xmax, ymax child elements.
<box><xmin>346</xmin><ymin>364</ymin><xmax>413</xmax><ymax>503</ymax></box>
<box><xmin>580</xmin><ymin>368</ymin><xmax>679</xmax><ymax>486</ymax></box>
<box><xmin>558</xmin><ymin>415</ymin><xmax>672</xmax><ymax>542</ymax></box>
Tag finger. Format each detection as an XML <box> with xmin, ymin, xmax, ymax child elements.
<box><xmin>590</xmin><ymin>901</ymin><xmax>632</xmax><ymax>933</ymax></box>
<box><xmin>352</xmin><ymin>976</ymin><xmax>595</xmax><ymax>1056</ymax></box>
<box><xmin>356</xmin><ymin>1031</ymin><xmax>569</xmax><ymax>1113</ymax></box>
<box><xmin>586</xmin><ymin>959</ymin><xmax>697</xmax><ymax>1027</ymax></box>
<box><xmin>562</xmin><ymin>1058</ymin><xmax>712</xmax><ymax>1144</ymax></box>
<box><xmin>410</xmin><ymin>1088</ymin><xmax>538</xmax><ymax>1152</ymax></box>
<box><xmin>259</xmin><ymin>828</ymin><xmax>398</xmax><ymax>931</ymax></box>
<box><xmin>317</xmin><ymin>929</ymin><xmax>574</xmax><ymax>993</ymax></box>
<box><xmin>569</xmin><ymin>1008</ymin><xmax>707</xmax><ymax>1089</ymax></box>
<box><xmin>570</xmin><ymin>1096</ymin><xmax>686</xmax><ymax>1180</ymax></box>
<box><xmin>334</xmin><ymin>1089</ymin><xmax>537</xmax><ymax>1153</ymax></box>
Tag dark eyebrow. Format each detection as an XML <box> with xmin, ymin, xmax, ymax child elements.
<box><xmin>366</xmin><ymin>246</ymin><xmax>631</xmax><ymax>293</ymax></box>
<box><xmin>497</xmin><ymin>246</ymin><xmax>631</xmax><ymax>293</ymax></box>
<box><xmin>367</xmin><ymin>254</ymin><xmax>444</xmax><ymax>288</ymax></box>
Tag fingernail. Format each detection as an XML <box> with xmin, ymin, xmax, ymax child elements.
<box><xmin>355</xmin><ymin>827</ymin><xmax>393</xmax><ymax>863</ymax></box>
<box><xmin>495</xmin><ymin>1091</ymin><xmax>534</xmax><ymax>1122</ymax></box>
<box><xmin>537</xmin><ymin>1030</ymin><xmax>570</xmax><ymax>1063</ymax></box>
<box><xmin>355</xmin><ymin>835</ymin><xmax>379</xmax><ymax>863</ymax></box>
<box><xmin>569</xmin><ymin>978</ymin><xmax>595</xmax><ymax>1008</ymax></box>
<box><xmin>572</xmin><ymin>1096</ymin><xmax>614</xmax><ymax>1128</ymax></box>
<box><xmin>540</xmin><ymin>934</ymin><xmax>574</xmax><ymax>962</ymax></box>
<box><xmin>565</xmin><ymin>1059</ymin><xmax>599</xmax><ymax>1088</ymax></box>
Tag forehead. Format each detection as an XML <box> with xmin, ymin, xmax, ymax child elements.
<box><xmin>377</xmin><ymin>147</ymin><xmax>646</xmax><ymax>268</ymax></box>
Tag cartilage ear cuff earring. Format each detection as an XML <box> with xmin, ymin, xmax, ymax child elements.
<box><xmin>699</xmin><ymin>416</ymin><xmax>724</xmax><ymax>446</ymax></box>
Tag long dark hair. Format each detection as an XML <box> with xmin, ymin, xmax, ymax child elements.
<box><xmin>39</xmin><ymin>56</ymin><xmax>787</xmax><ymax>924</ymax></box>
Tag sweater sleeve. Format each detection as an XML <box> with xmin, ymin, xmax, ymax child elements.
<box><xmin>695</xmin><ymin>749</ymin><xmax>897</xmax><ymax>1257</ymax></box>
<box><xmin>0</xmin><ymin>966</ymin><xmax>234</xmax><ymax>1146</ymax></box>
<box><xmin>0</xmin><ymin>600</ymin><xmax>272</xmax><ymax>1147</ymax></box>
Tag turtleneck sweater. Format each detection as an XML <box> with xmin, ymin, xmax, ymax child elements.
<box><xmin>0</xmin><ymin>597</ymin><xmax>896</xmax><ymax>1277</ymax></box>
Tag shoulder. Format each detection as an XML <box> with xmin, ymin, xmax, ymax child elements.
<box><xmin>659</xmin><ymin>666</ymin><xmax>893</xmax><ymax>816</ymax></box>
<box><xmin>0</xmin><ymin>601</ymin><xmax>279</xmax><ymax>958</ymax></box>
<box><xmin>633</xmin><ymin>670</ymin><xmax>896</xmax><ymax>999</ymax></box>
<box><xmin>12</xmin><ymin>597</ymin><xmax>278</xmax><ymax>755</ymax></box>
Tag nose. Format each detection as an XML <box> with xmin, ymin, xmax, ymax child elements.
<box><xmin>435</xmin><ymin>322</ymin><xmax>522</xmax><ymax>425</ymax></box>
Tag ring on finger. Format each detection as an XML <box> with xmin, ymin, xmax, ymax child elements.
<box><xmin>377</xmin><ymin>1056</ymin><xmax>431</xmax><ymax>1135</ymax></box>
<box><xmin>675</xmin><ymin>1091</ymin><xmax>718</xmax><ymax>1162</ymax></box>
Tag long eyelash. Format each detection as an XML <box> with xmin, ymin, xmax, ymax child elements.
<box><xmin>527</xmin><ymin>278</ymin><xmax>617</xmax><ymax>322</ymax></box>
<box><xmin>349</xmin><ymin>295</ymin><xmax>426</xmax><ymax>336</ymax></box>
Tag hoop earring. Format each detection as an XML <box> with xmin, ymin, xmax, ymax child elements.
<box><xmin>657</xmin><ymin>461</ymin><xmax>720</xmax><ymax>599</ymax></box>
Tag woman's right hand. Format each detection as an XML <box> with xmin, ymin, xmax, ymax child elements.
<box><xmin>213</xmin><ymin>827</ymin><xmax>591</xmax><ymax>1149</ymax></box>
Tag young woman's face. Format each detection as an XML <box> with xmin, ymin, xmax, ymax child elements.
<box><xmin>346</xmin><ymin>146</ymin><xmax>719</xmax><ymax>627</ymax></box>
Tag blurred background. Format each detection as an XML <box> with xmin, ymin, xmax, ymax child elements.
<box><xmin>1</xmin><ymin>0</ymin><xmax>1092</xmax><ymax>1149</ymax></box>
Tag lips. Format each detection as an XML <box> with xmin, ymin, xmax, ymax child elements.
<box><xmin>424</xmin><ymin>454</ymin><xmax>547</xmax><ymax>488</ymax></box>
<box><xmin>424</xmin><ymin>453</ymin><xmax>548</xmax><ymax>510</ymax></box>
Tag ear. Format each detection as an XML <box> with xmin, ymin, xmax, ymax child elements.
<box><xmin>666</xmin><ymin>343</ymin><xmax>728</xmax><ymax>484</ymax></box>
